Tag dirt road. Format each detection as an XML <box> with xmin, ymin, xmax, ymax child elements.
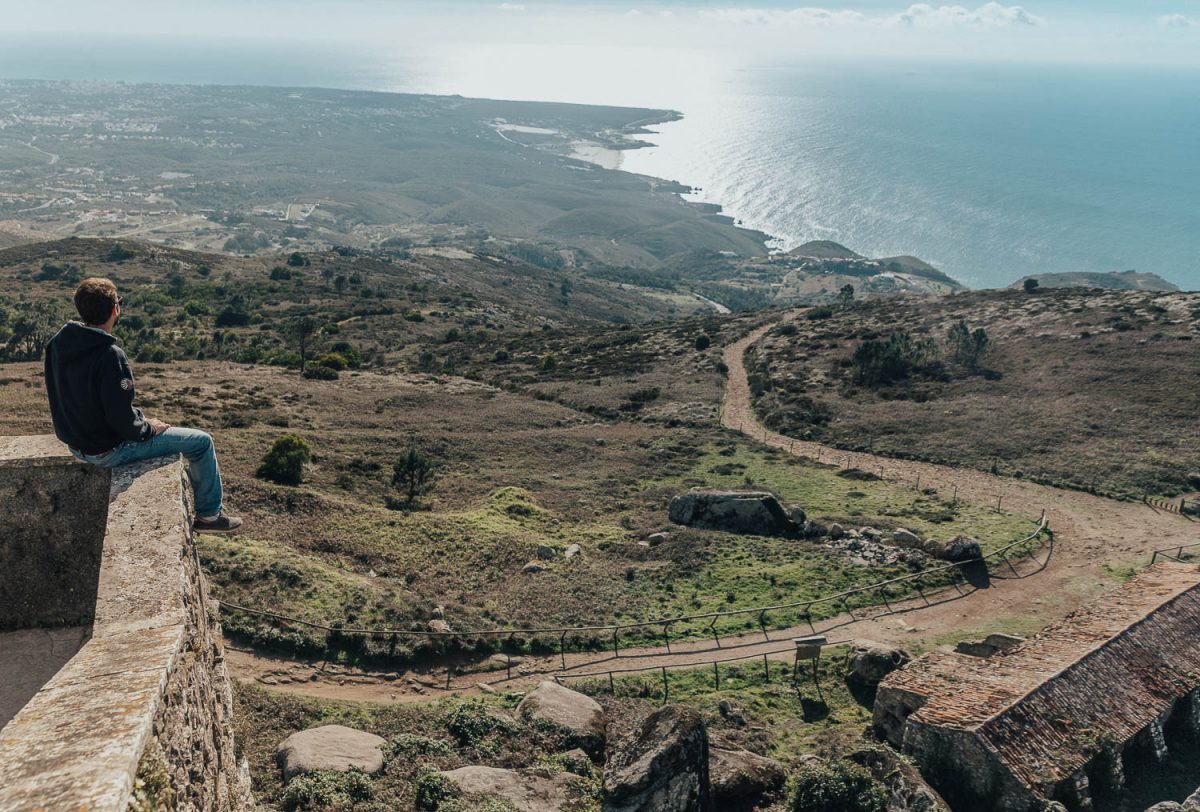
<box><xmin>227</xmin><ymin>317</ymin><xmax>1198</xmax><ymax>702</ymax></box>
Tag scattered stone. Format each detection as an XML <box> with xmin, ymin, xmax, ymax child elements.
<box><xmin>802</xmin><ymin>520</ymin><xmax>827</xmax><ymax>539</ymax></box>
<box><xmin>829</xmin><ymin>522</ymin><xmax>845</xmax><ymax>540</ymax></box>
<box><xmin>522</xmin><ymin>561</ymin><xmax>544</xmax><ymax>575</ymax></box>
<box><xmin>438</xmin><ymin>766</ymin><xmax>587</xmax><ymax>812</ymax></box>
<box><xmin>429</xmin><ymin>619</ymin><xmax>451</xmax><ymax>634</ymax></box>
<box><xmin>536</xmin><ymin>545</ymin><xmax>558</xmax><ymax>560</ymax></box>
<box><xmin>892</xmin><ymin>528</ymin><xmax>922</xmax><ymax>547</ymax></box>
<box><xmin>276</xmin><ymin>725</ymin><xmax>386</xmax><ymax>782</ymax></box>
<box><xmin>789</xmin><ymin>506</ymin><xmax>807</xmax><ymax>526</ymax></box>
<box><xmin>478</xmin><ymin>683</ymin><xmax>496</xmax><ymax>695</ymax></box>
<box><xmin>431</xmin><ymin>604</ymin><xmax>445</xmax><ymax>619</ymax></box>
<box><xmin>956</xmin><ymin>633</ymin><xmax>1025</xmax><ymax>658</ymax></box>
<box><xmin>1146</xmin><ymin>804</ymin><xmax>1182</xmax><ymax>812</ymax></box>
<box><xmin>709</xmin><ymin>747</ymin><xmax>786</xmax><ymax>809</ymax></box>
<box><xmin>647</xmin><ymin>532</ymin><xmax>670</xmax><ymax>546</ymax></box>
<box><xmin>668</xmin><ymin>488</ymin><xmax>800</xmax><ymax>538</ymax></box>
<box><xmin>860</xmin><ymin>526</ymin><xmax>883</xmax><ymax>540</ymax></box>
<box><xmin>847</xmin><ymin>641</ymin><xmax>912</xmax><ymax>687</ymax></box>
<box><xmin>517</xmin><ymin>681</ymin><xmax>606</xmax><ymax>756</ymax></box>
<box><xmin>717</xmin><ymin>700</ymin><xmax>746</xmax><ymax>726</ymax></box>
<box><xmin>603</xmin><ymin>705</ymin><xmax>712</xmax><ymax>812</ymax></box>
<box><xmin>637</xmin><ymin>540</ymin><xmax>652</xmax><ymax>549</ymax></box>
<box><xmin>565</xmin><ymin>543</ymin><xmax>582</xmax><ymax>559</ymax></box>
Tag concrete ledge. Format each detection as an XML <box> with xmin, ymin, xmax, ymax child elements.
<box><xmin>0</xmin><ymin>439</ymin><xmax>244</xmax><ymax>811</ymax></box>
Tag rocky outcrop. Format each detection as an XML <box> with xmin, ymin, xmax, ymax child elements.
<box><xmin>848</xmin><ymin>747</ymin><xmax>947</xmax><ymax>812</ymax></box>
<box><xmin>668</xmin><ymin>489</ymin><xmax>800</xmax><ymax>538</ymax></box>
<box><xmin>517</xmin><ymin>681</ymin><xmax>606</xmax><ymax>757</ymax></box>
<box><xmin>709</xmin><ymin>747</ymin><xmax>786</xmax><ymax>810</ymax></box>
<box><xmin>276</xmin><ymin>725</ymin><xmax>386</xmax><ymax>782</ymax></box>
<box><xmin>847</xmin><ymin>641</ymin><xmax>912</xmax><ymax>687</ymax></box>
<box><xmin>931</xmin><ymin>535</ymin><xmax>983</xmax><ymax>562</ymax></box>
<box><xmin>603</xmin><ymin>705</ymin><xmax>713</xmax><ymax>812</ymax></box>
<box><xmin>438</xmin><ymin>766</ymin><xmax>588</xmax><ymax>812</ymax></box>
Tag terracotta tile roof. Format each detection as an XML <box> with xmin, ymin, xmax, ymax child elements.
<box><xmin>888</xmin><ymin>564</ymin><xmax>1200</xmax><ymax>788</ymax></box>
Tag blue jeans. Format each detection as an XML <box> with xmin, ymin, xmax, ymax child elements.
<box><xmin>72</xmin><ymin>427</ymin><xmax>224</xmax><ymax>518</ymax></box>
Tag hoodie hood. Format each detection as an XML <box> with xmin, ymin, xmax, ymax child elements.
<box><xmin>47</xmin><ymin>321</ymin><xmax>116</xmax><ymax>362</ymax></box>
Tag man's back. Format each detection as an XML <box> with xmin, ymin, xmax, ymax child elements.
<box><xmin>44</xmin><ymin>322</ymin><xmax>149</xmax><ymax>455</ymax></box>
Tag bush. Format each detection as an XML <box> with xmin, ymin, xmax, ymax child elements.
<box><xmin>805</xmin><ymin>306</ymin><xmax>834</xmax><ymax>320</ymax></box>
<box><xmin>414</xmin><ymin>771</ymin><xmax>460</xmax><ymax>810</ymax></box>
<box><xmin>948</xmin><ymin>319</ymin><xmax>989</xmax><ymax>371</ymax></box>
<box><xmin>287</xmin><ymin>251</ymin><xmax>310</xmax><ymax>267</ymax></box>
<box><xmin>445</xmin><ymin>700</ymin><xmax>516</xmax><ymax>748</ymax></box>
<box><xmin>391</xmin><ymin>447</ymin><xmax>438</xmax><ymax>507</ymax></box>
<box><xmin>790</xmin><ymin>761</ymin><xmax>886</xmax><ymax>812</ymax></box>
<box><xmin>302</xmin><ymin>364</ymin><xmax>339</xmax><ymax>380</ymax></box>
<box><xmin>492</xmin><ymin>349</ymin><xmax>510</xmax><ymax>363</ymax></box>
<box><xmin>694</xmin><ymin>334</ymin><xmax>712</xmax><ymax>351</ymax></box>
<box><xmin>256</xmin><ymin>435</ymin><xmax>311</xmax><ymax>486</ymax></box>
<box><xmin>850</xmin><ymin>332</ymin><xmax>936</xmax><ymax>387</ymax></box>
<box><xmin>281</xmin><ymin>769</ymin><xmax>372</xmax><ymax>811</ymax></box>
<box><xmin>539</xmin><ymin>353</ymin><xmax>557</xmax><ymax>371</ymax></box>
<box><xmin>1023</xmin><ymin>277</ymin><xmax>1040</xmax><ymax>293</ymax></box>
<box><xmin>270</xmin><ymin>266</ymin><xmax>293</xmax><ymax>281</ymax></box>
<box><xmin>312</xmin><ymin>352</ymin><xmax>347</xmax><ymax>371</ymax></box>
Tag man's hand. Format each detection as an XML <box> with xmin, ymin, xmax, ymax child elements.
<box><xmin>147</xmin><ymin>418</ymin><xmax>171</xmax><ymax>436</ymax></box>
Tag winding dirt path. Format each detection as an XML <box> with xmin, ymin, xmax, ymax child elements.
<box><xmin>227</xmin><ymin>317</ymin><xmax>1198</xmax><ymax>703</ymax></box>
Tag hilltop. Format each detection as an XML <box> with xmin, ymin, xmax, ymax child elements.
<box><xmin>1011</xmin><ymin>270</ymin><xmax>1181</xmax><ymax>292</ymax></box>
<box><xmin>747</xmin><ymin>287</ymin><xmax>1200</xmax><ymax>499</ymax></box>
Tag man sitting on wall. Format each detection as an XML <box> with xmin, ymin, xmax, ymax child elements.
<box><xmin>44</xmin><ymin>277</ymin><xmax>242</xmax><ymax>534</ymax></box>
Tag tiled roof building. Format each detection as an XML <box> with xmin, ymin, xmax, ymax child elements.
<box><xmin>875</xmin><ymin>564</ymin><xmax>1200</xmax><ymax>812</ymax></box>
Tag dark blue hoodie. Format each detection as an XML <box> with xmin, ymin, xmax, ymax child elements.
<box><xmin>44</xmin><ymin>322</ymin><xmax>152</xmax><ymax>455</ymax></box>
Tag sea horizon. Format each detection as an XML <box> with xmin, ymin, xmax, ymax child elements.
<box><xmin>0</xmin><ymin>33</ymin><xmax>1196</xmax><ymax>291</ymax></box>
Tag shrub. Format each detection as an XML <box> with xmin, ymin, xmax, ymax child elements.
<box><xmin>492</xmin><ymin>349</ymin><xmax>510</xmax><ymax>363</ymax></box>
<box><xmin>694</xmin><ymin>334</ymin><xmax>712</xmax><ymax>351</ymax></box>
<box><xmin>445</xmin><ymin>700</ymin><xmax>515</xmax><ymax>748</ymax></box>
<box><xmin>947</xmin><ymin>319</ymin><xmax>989</xmax><ymax>371</ymax></box>
<box><xmin>302</xmin><ymin>364</ymin><xmax>339</xmax><ymax>380</ymax></box>
<box><xmin>312</xmin><ymin>352</ymin><xmax>347</xmax><ymax>371</ymax></box>
<box><xmin>391</xmin><ymin>447</ymin><xmax>438</xmax><ymax>507</ymax></box>
<box><xmin>805</xmin><ymin>306</ymin><xmax>834</xmax><ymax>321</ymax></box>
<box><xmin>539</xmin><ymin>353</ymin><xmax>557</xmax><ymax>371</ymax></box>
<box><xmin>850</xmin><ymin>332</ymin><xmax>936</xmax><ymax>387</ymax></box>
<box><xmin>790</xmin><ymin>761</ymin><xmax>886</xmax><ymax>812</ymax></box>
<box><xmin>1023</xmin><ymin>277</ymin><xmax>1040</xmax><ymax>293</ymax></box>
<box><xmin>287</xmin><ymin>251</ymin><xmax>309</xmax><ymax>267</ymax></box>
<box><xmin>414</xmin><ymin>771</ymin><xmax>460</xmax><ymax>811</ymax></box>
<box><xmin>281</xmin><ymin>769</ymin><xmax>372</xmax><ymax>811</ymax></box>
<box><xmin>270</xmin><ymin>266</ymin><xmax>293</xmax><ymax>281</ymax></box>
<box><xmin>104</xmin><ymin>244</ymin><xmax>137</xmax><ymax>262</ymax></box>
<box><xmin>387</xmin><ymin>733</ymin><xmax>454</xmax><ymax>759</ymax></box>
<box><xmin>256</xmin><ymin>435</ymin><xmax>311</xmax><ymax>486</ymax></box>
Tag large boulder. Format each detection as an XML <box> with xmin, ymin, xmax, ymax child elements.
<box><xmin>438</xmin><ymin>766</ymin><xmax>588</xmax><ymax>812</ymax></box>
<box><xmin>668</xmin><ymin>489</ymin><xmax>800</xmax><ymax>538</ymax></box>
<box><xmin>517</xmin><ymin>681</ymin><xmax>606</xmax><ymax>756</ymax></box>
<box><xmin>932</xmin><ymin>535</ymin><xmax>983</xmax><ymax>562</ymax></box>
<box><xmin>603</xmin><ymin>705</ymin><xmax>713</xmax><ymax>812</ymax></box>
<box><xmin>848</xmin><ymin>747</ymin><xmax>947</xmax><ymax>812</ymax></box>
<box><xmin>709</xmin><ymin>747</ymin><xmax>786</xmax><ymax>810</ymax></box>
<box><xmin>276</xmin><ymin>724</ymin><xmax>386</xmax><ymax>782</ymax></box>
<box><xmin>847</xmin><ymin>641</ymin><xmax>912</xmax><ymax>687</ymax></box>
<box><xmin>892</xmin><ymin>528</ymin><xmax>922</xmax><ymax>548</ymax></box>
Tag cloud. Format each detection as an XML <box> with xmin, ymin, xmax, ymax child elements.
<box><xmin>497</xmin><ymin>3</ymin><xmax>526</xmax><ymax>11</ymax></box>
<box><xmin>700</xmin><ymin>3</ymin><xmax>1043</xmax><ymax>29</ymax></box>
<box><xmin>1158</xmin><ymin>14</ymin><xmax>1194</xmax><ymax>28</ymax></box>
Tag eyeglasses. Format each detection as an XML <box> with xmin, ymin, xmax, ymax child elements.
<box><xmin>116</xmin><ymin>296</ymin><xmax>124</xmax><ymax>306</ymax></box>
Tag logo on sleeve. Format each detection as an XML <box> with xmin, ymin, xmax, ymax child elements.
<box><xmin>120</xmin><ymin>378</ymin><xmax>134</xmax><ymax>391</ymax></box>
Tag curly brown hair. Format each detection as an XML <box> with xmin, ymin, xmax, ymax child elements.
<box><xmin>73</xmin><ymin>277</ymin><xmax>119</xmax><ymax>326</ymax></box>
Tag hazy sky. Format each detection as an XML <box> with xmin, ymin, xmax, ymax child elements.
<box><xmin>3</xmin><ymin>0</ymin><xmax>1199</xmax><ymax>67</ymax></box>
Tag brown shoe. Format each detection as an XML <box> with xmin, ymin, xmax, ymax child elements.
<box><xmin>193</xmin><ymin>514</ymin><xmax>243</xmax><ymax>534</ymax></box>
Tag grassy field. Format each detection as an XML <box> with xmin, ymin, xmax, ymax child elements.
<box><xmin>749</xmin><ymin>288</ymin><xmax>1200</xmax><ymax>500</ymax></box>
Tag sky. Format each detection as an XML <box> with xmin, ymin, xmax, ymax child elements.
<box><xmin>2</xmin><ymin>0</ymin><xmax>1199</xmax><ymax>68</ymax></box>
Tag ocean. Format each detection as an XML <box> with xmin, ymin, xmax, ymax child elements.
<box><xmin>0</xmin><ymin>34</ymin><xmax>1196</xmax><ymax>290</ymax></box>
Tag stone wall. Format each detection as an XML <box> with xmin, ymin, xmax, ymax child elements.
<box><xmin>0</xmin><ymin>435</ymin><xmax>111</xmax><ymax>629</ymax></box>
<box><xmin>0</xmin><ymin>437</ymin><xmax>247</xmax><ymax>811</ymax></box>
